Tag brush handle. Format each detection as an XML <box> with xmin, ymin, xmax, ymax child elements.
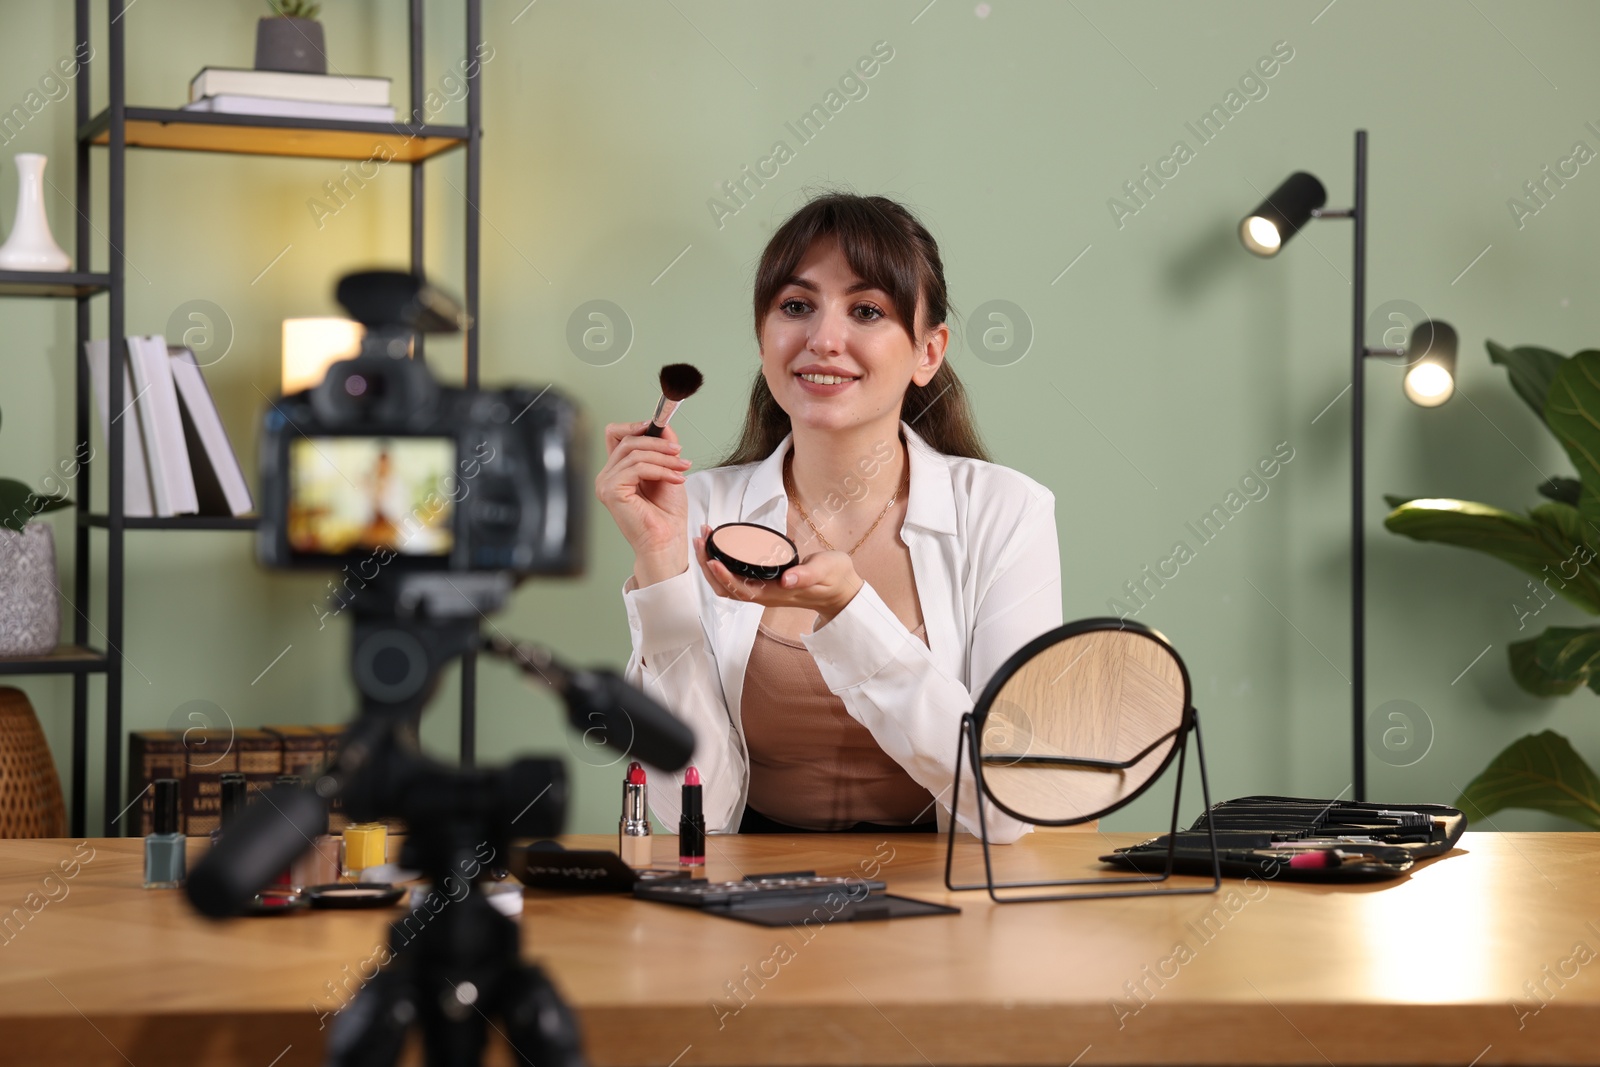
<box><xmin>642</xmin><ymin>394</ymin><xmax>678</xmax><ymax>437</ymax></box>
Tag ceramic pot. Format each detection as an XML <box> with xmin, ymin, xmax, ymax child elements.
<box><xmin>0</xmin><ymin>524</ymin><xmax>59</xmax><ymax>656</ymax></box>
<box><xmin>0</xmin><ymin>154</ymin><xmax>71</xmax><ymax>272</ymax></box>
<box><xmin>254</xmin><ymin>16</ymin><xmax>327</xmax><ymax>75</ymax></box>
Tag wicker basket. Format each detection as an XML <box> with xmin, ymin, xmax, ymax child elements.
<box><xmin>0</xmin><ymin>686</ymin><xmax>67</xmax><ymax>837</ymax></box>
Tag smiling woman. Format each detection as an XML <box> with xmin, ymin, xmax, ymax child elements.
<box><xmin>596</xmin><ymin>192</ymin><xmax>1063</xmax><ymax>842</ymax></box>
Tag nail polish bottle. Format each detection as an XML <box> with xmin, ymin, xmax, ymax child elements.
<box><xmin>342</xmin><ymin>821</ymin><xmax>387</xmax><ymax>879</ymax></box>
<box><xmin>211</xmin><ymin>771</ymin><xmax>247</xmax><ymax>846</ymax></box>
<box><xmin>272</xmin><ymin>775</ymin><xmax>302</xmax><ymax>888</ymax></box>
<box><xmin>292</xmin><ymin>791</ymin><xmax>343</xmax><ymax>889</ymax></box>
<box><xmin>143</xmin><ymin>778</ymin><xmax>186</xmax><ymax>889</ymax></box>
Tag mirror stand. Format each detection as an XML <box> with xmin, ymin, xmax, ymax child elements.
<box><xmin>943</xmin><ymin>706</ymin><xmax>1221</xmax><ymax>903</ymax></box>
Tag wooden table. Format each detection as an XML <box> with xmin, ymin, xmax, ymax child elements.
<box><xmin>2</xmin><ymin>831</ymin><xmax>1598</xmax><ymax>1065</ymax></box>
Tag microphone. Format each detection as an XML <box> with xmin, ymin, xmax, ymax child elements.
<box><xmin>186</xmin><ymin>784</ymin><xmax>328</xmax><ymax>918</ymax></box>
<box><xmin>483</xmin><ymin>636</ymin><xmax>695</xmax><ymax>771</ymax></box>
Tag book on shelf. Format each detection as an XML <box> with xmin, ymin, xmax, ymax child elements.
<box><xmin>189</xmin><ymin>67</ymin><xmax>391</xmax><ymax>108</ymax></box>
<box><xmin>128</xmin><ymin>724</ymin><xmax>360</xmax><ymax>836</ymax></box>
<box><xmin>182</xmin><ymin>94</ymin><xmax>396</xmax><ymax>123</ymax></box>
<box><xmin>86</xmin><ymin>335</ymin><xmax>253</xmax><ymax>519</ymax></box>
<box><xmin>169</xmin><ymin>345</ymin><xmax>254</xmax><ymax>516</ymax></box>
<box><xmin>126</xmin><ymin>334</ymin><xmax>198</xmax><ymax>517</ymax></box>
<box><xmin>84</xmin><ymin>339</ymin><xmax>156</xmax><ymax>518</ymax></box>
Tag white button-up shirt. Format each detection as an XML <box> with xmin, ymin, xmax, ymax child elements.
<box><xmin>621</xmin><ymin>420</ymin><xmax>1062</xmax><ymax>843</ymax></box>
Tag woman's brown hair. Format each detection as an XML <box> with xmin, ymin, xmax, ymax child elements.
<box><xmin>718</xmin><ymin>191</ymin><xmax>990</xmax><ymax>466</ymax></box>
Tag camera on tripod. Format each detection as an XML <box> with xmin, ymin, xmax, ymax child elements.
<box><xmin>258</xmin><ymin>269</ymin><xmax>586</xmax><ymax>577</ymax></box>
<box><xmin>184</xmin><ymin>270</ymin><xmax>694</xmax><ymax>1067</ymax></box>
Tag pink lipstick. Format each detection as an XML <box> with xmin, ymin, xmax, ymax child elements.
<box><xmin>679</xmin><ymin>766</ymin><xmax>705</xmax><ymax>867</ymax></box>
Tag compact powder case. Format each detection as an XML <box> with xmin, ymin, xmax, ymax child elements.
<box><xmin>705</xmin><ymin>522</ymin><xmax>799</xmax><ymax>581</ymax></box>
<box><xmin>304</xmin><ymin>883</ymin><xmax>406</xmax><ymax>909</ymax></box>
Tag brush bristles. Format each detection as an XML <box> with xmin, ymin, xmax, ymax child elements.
<box><xmin>659</xmin><ymin>363</ymin><xmax>704</xmax><ymax>402</ymax></box>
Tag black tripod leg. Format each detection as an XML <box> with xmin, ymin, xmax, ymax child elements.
<box><xmin>324</xmin><ymin>971</ymin><xmax>417</xmax><ymax>1067</ymax></box>
<box><xmin>498</xmin><ymin>963</ymin><xmax>587</xmax><ymax>1067</ymax></box>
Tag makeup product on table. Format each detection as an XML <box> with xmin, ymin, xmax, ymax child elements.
<box><xmin>305</xmin><ymin>883</ymin><xmax>404</xmax><ymax>909</ymax></box>
<box><xmin>509</xmin><ymin>842</ymin><xmax>690</xmax><ymax>892</ymax></box>
<box><xmin>342</xmin><ymin>821</ymin><xmax>388</xmax><ymax>877</ymax></box>
<box><xmin>271</xmin><ymin>775</ymin><xmax>302</xmax><ymax>888</ymax></box>
<box><xmin>242</xmin><ymin>887</ymin><xmax>309</xmax><ymax>916</ymax></box>
<box><xmin>143</xmin><ymin>778</ymin><xmax>186</xmax><ymax>889</ymax></box>
<box><xmin>679</xmin><ymin>765</ymin><xmax>705</xmax><ymax>866</ymax></box>
<box><xmin>210</xmin><ymin>772</ymin><xmax>248</xmax><ymax>846</ymax></box>
<box><xmin>1102</xmin><ymin>794</ymin><xmax>1468</xmax><ymax>882</ymax></box>
<box><xmin>291</xmin><ymin>790</ymin><xmax>343</xmax><ymax>891</ymax></box>
<box><xmin>619</xmin><ymin>761</ymin><xmax>652</xmax><ymax>867</ymax></box>
<box><xmin>633</xmin><ymin>871</ymin><xmax>959</xmax><ymax>926</ymax></box>
<box><xmin>641</xmin><ymin>363</ymin><xmax>703</xmax><ymax>438</ymax></box>
<box><xmin>705</xmin><ymin>522</ymin><xmax>799</xmax><ymax>582</ymax></box>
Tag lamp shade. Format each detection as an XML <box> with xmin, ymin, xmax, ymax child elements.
<box><xmin>1402</xmin><ymin>319</ymin><xmax>1458</xmax><ymax>407</ymax></box>
<box><xmin>282</xmin><ymin>318</ymin><xmax>364</xmax><ymax>396</ymax></box>
<box><xmin>1240</xmin><ymin>172</ymin><xmax>1327</xmax><ymax>256</ymax></box>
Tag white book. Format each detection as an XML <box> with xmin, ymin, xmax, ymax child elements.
<box><xmin>189</xmin><ymin>67</ymin><xmax>391</xmax><ymax>108</ymax></box>
<box><xmin>168</xmin><ymin>346</ymin><xmax>254</xmax><ymax>517</ymax></box>
<box><xmin>84</xmin><ymin>339</ymin><xmax>155</xmax><ymax>518</ymax></box>
<box><xmin>126</xmin><ymin>334</ymin><xmax>198</xmax><ymax>516</ymax></box>
<box><xmin>183</xmin><ymin>95</ymin><xmax>396</xmax><ymax>123</ymax></box>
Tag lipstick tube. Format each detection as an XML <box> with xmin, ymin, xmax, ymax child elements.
<box><xmin>619</xmin><ymin>761</ymin><xmax>652</xmax><ymax>867</ymax></box>
<box><xmin>679</xmin><ymin>766</ymin><xmax>705</xmax><ymax>866</ymax></box>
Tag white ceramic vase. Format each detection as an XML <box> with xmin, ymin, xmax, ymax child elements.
<box><xmin>0</xmin><ymin>154</ymin><xmax>71</xmax><ymax>272</ymax></box>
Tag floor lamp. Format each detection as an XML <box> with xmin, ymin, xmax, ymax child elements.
<box><xmin>1239</xmin><ymin>129</ymin><xmax>1459</xmax><ymax>801</ymax></box>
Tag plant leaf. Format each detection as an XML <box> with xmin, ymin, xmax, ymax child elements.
<box><xmin>0</xmin><ymin>477</ymin><xmax>71</xmax><ymax>532</ymax></box>
<box><xmin>1454</xmin><ymin>730</ymin><xmax>1600</xmax><ymax>830</ymax></box>
<box><xmin>1543</xmin><ymin>350</ymin><xmax>1600</xmax><ymax>534</ymax></box>
<box><xmin>1487</xmin><ymin>340</ymin><xmax>1567</xmax><ymax>425</ymax></box>
<box><xmin>1383</xmin><ymin>494</ymin><xmax>1417</xmax><ymax>509</ymax></box>
<box><xmin>1383</xmin><ymin>497</ymin><xmax>1600</xmax><ymax>614</ymax></box>
<box><xmin>1526</xmin><ymin>625</ymin><xmax>1600</xmax><ymax>689</ymax></box>
<box><xmin>1508</xmin><ymin>637</ymin><xmax>1585</xmax><ymax>696</ymax></box>
<box><xmin>1537</xmin><ymin>476</ymin><xmax>1583</xmax><ymax>506</ymax></box>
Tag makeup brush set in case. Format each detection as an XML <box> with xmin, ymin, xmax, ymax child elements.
<box><xmin>1101</xmin><ymin>795</ymin><xmax>1467</xmax><ymax>881</ymax></box>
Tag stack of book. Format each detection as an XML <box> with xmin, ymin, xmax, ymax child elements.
<box><xmin>85</xmin><ymin>336</ymin><xmax>254</xmax><ymax>518</ymax></box>
<box><xmin>128</xmin><ymin>725</ymin><xmax>352</xmax><ymax>836</ymax></box>
<box><xmin>184</xmin><ymin>67</ymin><xmax>394</xmax><ymax>122</ymax></box>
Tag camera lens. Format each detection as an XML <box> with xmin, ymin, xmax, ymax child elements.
<box><xmin>345</xmin><ymin>374</ymin><xmax>369</xmax><ymax>397</ymax></box>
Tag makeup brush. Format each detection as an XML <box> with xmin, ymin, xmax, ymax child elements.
<box><xmin>642</xmin><ymin>363</ymin><xmax>703</xmax><ymax>437</ymax></box>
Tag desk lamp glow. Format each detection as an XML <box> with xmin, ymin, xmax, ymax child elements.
<box><xmin>281</xmin><ymin>317</ymin><xmax>364</xmax><ymax>396</ymax></box>
<box><xmin>1240</xmin><ymin>132</ymin><xmax>1458</xmax><ymax>801</ymax></box>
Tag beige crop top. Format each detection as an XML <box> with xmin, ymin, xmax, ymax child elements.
<box><xmin>740</xmin><ymin>619</ymin><xmax>937</xmax><ymax>830</ymax></box>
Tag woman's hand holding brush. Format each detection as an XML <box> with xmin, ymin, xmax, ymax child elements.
<box><xmin>597</xmin><ymin>419</ymin><xmax>691</xmax><ymax>587</ymax></box>
<box><xmin>596</xmin><ymin>363</ymin><xmax>705</xmax><ymax>588</ymax></box>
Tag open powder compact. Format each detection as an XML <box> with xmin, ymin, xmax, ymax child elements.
<box><xmin>705</xmin><ymin>522</ymin><xmax>799</xmax><ymax>581</ymax></box>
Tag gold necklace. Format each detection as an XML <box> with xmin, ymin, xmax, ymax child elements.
<box><xmin>783</xmin><ymin>448</ymin><xmax>907</xmax><ymax>556</ymax></box>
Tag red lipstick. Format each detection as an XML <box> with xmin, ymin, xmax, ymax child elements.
<box><xmin>679</xmin><ymin>766</ymin><xmax>705</xmax><ymax>867</ymax></box>
<box><xmin>619</xmin><ymin>761</ymin><xmax>652</xmax><ymax>867</ymax></box>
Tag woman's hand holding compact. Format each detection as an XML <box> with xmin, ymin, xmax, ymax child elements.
<box><xmin>694</xmin><ymin>524</ymin><xmax>865</xmax><ymax>626</ymax></box>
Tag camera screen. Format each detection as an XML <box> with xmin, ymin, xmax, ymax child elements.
<box><xmin>288</xmin><ymin>437</ymin><xmax>456</xmax><ymax>557</ymax></box>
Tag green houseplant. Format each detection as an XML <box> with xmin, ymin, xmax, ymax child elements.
<box><xmin>0</xmin><ymin>406</ymin><xmax>73</xmax><ymax>656</ymax></box>
<box><xmin>1384</xmin><ymin>341</ymin><xmax>1600</xmax><ymax>829</ymax></box>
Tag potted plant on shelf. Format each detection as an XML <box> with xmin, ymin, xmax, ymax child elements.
<box><xmin>256</xmin><ymin>0</ymin><xmax>326</xmax><ymax>76</ymax></box>
<box><xmin>1385</xmin><ymin>340</ymin><xmax>1600</xmax><ymax>830</ymax></box>
<box><xmin>0</xmin><ymin>410</ymin><xmax>72</xmax><ymax>657</ymax></box>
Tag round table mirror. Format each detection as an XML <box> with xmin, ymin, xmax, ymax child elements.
<box><xmin>972</xmin><ymin>618</ymin><xmax>1191</xmax><ymax>826</ymax></box>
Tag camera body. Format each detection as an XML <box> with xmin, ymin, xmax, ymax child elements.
<box><xmin>256</xmin><ymin>273</ymin><xmax>586</xmax><ymax>577</ymax></box>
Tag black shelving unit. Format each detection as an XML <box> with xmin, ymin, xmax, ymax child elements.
<box><xmin>0</xmin><ymin>0</ymin><xmax>482</xmax><ymax>836</ymax></box>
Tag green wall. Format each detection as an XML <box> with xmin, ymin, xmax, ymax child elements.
<box><xmin>5</xmin><ymin>0</ymin><xmax>1599</xmax><ymax>835</ymax></box>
